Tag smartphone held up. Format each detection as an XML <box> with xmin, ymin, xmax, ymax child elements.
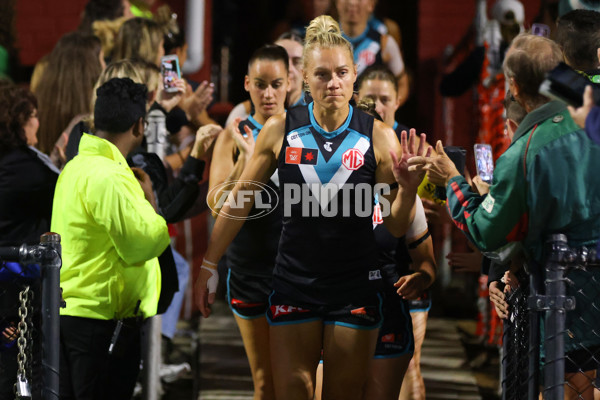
<box><xmin>474</xmin><ymin>144</ymin><xmax>494</xmax><ymax>184</ymax></box>
<box><xmin>161</xmin><ymin>55</ymin><xmax>181</xmax><ymax>93</ymax></box>
<box><xmin>539</xmin><ymin>62</ymin><xmax>600</xmax><ymax>108</ymax></box>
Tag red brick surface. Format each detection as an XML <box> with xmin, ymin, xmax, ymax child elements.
<box><xmin>15</xmin><ymin>0</ymin><xmax>86</xmax><ymax>66</ymax></box>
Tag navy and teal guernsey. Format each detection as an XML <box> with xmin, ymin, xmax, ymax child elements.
<box><xmin>393</xmin><ymin>121</ymin><xmax>410</xmax><ymax>139</ymax></box>
<box><xmin>289</xmin><ymin>91</ymin><xmax>309</xmax><ymax>109</ymax></box>
<box><xmin>225</xmin><ymin>115</ymin><xmax>282</xmax><ymax>278</ymax></box>
<box><xmin>368</xmin><ymin>15</ymin><xmax>388</xmax><ymax>35</ymax></box>
<box><xmin>342</xmin><ymin>24</ymin><xmax>384</xmax><ymax>76</ymax></box>
<box><xmin>275</xmin><ymin>103</ymin><xmax>379</xmax><ymax>306</ymax></box>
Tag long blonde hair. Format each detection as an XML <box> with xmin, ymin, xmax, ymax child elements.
<box><xmin>87</xmin><ymin>59</ymin><xmax>144</xmax><ymax>130</ymax></box>
<box><xmin>33</xmin><ymin>32</ymin><xmax>103</xmax><ymax>154</ymax></box>
<box><xmin>302</xmin><ymin>15</ymin><xmax>354</xmax><ymax>71</ymax></box>
<box><xmin>111</xmin><ymin>17</ymin><xmax>163</xmax><ymax>65</ymax></box>
<box><xmin>92</xmin><ymin>16</ymin><xmax>128</xmax><ymax>59</ymax></box>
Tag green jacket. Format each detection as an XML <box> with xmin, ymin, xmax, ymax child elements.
<box><xmin>447</xmin><ymin>101</ymin><xmax>600</xmax><ymax>352</ymax></box>
<box><xmin>447</xmin><ymin>100</ymin><xmax>600</xmax><ymax>260</ymax></box>
<box><xmin>51</xmin><ymin>134</ymin><xmax>170</xmax><ymax>320</ymax></box>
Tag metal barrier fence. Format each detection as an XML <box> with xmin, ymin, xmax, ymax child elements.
<box><xmin>0</xmin><ymin>233</ymin><xmax>61</xmax><ymax>400</ymax></box>
<box><xmin>502</xmin><ymin>234</ymin><xmax>600</xmax><ymax>400</ymax></box>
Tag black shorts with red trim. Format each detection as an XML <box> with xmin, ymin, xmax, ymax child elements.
<box><xmin>226</xmin><ymin>269</ymin><xmax>272</xmax><ymax>319</ymax></box>
<box><xmin>266</xmin><ymin>290</ymin><xmax>383</xmax><ymax>330</ymax></box>
<box><xmin>375</xmin><ymin>291</ymin><xmax>414</xmax><ymax>358</ymax></box>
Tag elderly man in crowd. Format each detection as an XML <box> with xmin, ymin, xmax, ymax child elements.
<box><xmin>410</xmin><ymin>32</ymin><xmax>600</xmax><ymax>398</ymax></box>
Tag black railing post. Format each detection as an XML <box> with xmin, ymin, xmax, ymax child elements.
<box><xmin>39</xmin><ymin>233</ymin><xmax>61</xmax><ymax>400</ymax></box>
<box><xmin>541</xmin><ymin>234</ymin><xmax>575</xmax><ymax>400</ymax></box>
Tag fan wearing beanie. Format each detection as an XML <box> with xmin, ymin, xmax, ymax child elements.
<box><xmin>50</xmin><ymin>77</ymin><xmax>170</xmax><ymax>400</ymax></box>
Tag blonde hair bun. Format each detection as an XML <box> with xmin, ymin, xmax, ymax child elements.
<box><xmin>302</xmin><ymin>15</ymin><xmax>354</xmax><ymax>71</ymax></box>
<box><xmin>305</xmin><ymin>15</ymin><xmax>341</xmax><ymax>43</ymax></box>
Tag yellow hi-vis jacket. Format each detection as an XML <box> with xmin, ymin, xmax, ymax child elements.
<box><xmin>51</xmin><ymin>134</ymin><xmax>170</xmax><ymax>320</ymax></box>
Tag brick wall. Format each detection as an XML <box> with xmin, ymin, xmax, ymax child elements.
<box><xmin>14</xmin><ymin>0</ymin><xmax>211</xmax><ymax>83</ymax></box>
<box><xmin>15</xmin><ymin>0</ymin><xmax>87</xmax><ymax>66</ymax></box>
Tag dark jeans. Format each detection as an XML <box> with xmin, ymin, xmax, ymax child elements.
<box><xmin>0</xmin><ymin>344</ymin><xmax>17</xmax><ymax>400</ymax></box>
<box><xmin>59</xmin><ymin>316</ymin><xmax>141</xmax><ymax>400</ymax></box>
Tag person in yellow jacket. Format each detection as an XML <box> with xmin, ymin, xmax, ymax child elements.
<box><xmin>51</xmin><ymin>77</ymin><xmax>170</xmax><ymax>400</ymax></box>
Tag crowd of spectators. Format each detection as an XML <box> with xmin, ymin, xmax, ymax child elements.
<box><xmin>1</xmin><ymin>0</ymin><xmax>600</xmax><ymax>399</ymax></box>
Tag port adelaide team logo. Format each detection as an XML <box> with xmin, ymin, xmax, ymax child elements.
<box><xmin>285</xmin><ymin>147</ymin><xmax>318</xmax><ymax>165</ymax></box>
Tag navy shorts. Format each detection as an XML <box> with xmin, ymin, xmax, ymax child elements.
<box><xmin>408</xmin><ymin>289</ymin><xmax>432</xmax><ymax>313</ymax></box>
<box><xmin>266</xmin><ymin>290</ymin><xmax>383</xmax><ymax>330</ymax></box>
<box><xmin>375</xmin><ymin>291</ymin><xmax>414</xmax><ymax>358</ymax></box>
<box><xmin>226</xmin><ymin>269</ymin><xmax>272</xmax><ymax>319</ymax></box>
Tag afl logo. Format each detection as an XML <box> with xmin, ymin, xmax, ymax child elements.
<box><xmin>206</xmin><ymin>180</ymin><xmax>279</xmax><ymax>220</ymax></box>
<box><xmin>342</xmin><ymin>148</ymin><xmax>364</xmax><ymax>170</ymax></box>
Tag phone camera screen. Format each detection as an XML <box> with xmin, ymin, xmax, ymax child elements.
<box><xmin>475</xmin><ymin>146</ymin><xmax>494</xmax><ymax>183</ymax></box>
<box><xmin>162</xmin><ymin>59</ymin><xmax>178</xmax><ymax>90</ymax></box>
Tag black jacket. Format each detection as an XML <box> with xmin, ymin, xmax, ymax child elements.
<box><xmin>0</xmin><ymin>146</ymin><xmax>58</xmax><ymax>316</ymax></box>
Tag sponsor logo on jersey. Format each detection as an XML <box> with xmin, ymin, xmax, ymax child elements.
<box><xmin>372</xmin><ymin>203</ymin><xmax>384</xmax><ymax>225</ymax></box>
<box><xmin>286</xmin><ymin>147</ymin><xmax>319</xmax><ymax>165</ymax></box>
<box><xmin>381</xmin><ymin>333</ymin><xmax>395</xmax><ymax>343</ymax></box>
<box><xmin>369</xmin><ymin>270</ymin><xmax>382</xmax><ymax>280</ymax></box>
<box><xmin>359</xmin><ymin>50</ymin><xmax>376</xmax><ymax>68</ymax></box>
<box><xmin>270</xmin><ymin>305</ymin><xmax>310</xmax><ymax>318</ymax></box>
<box><xmin>324</xmin><ymin>141</ymin><xmax>333</xmax><ymax>152</ymax></box>
<box><xmin>351</xmin><ymin>307</ymin><xmax>367</xmax><ymax>315</ymax></box>
<box><xmin>342</xmin><ymin>148</ymin><xmax>364</xmax><ymax>170</ymax></box>
<box><xmin>350</xmin><ymin>307</ymin><xmax>376</xmax><ymax>322</ymax></box>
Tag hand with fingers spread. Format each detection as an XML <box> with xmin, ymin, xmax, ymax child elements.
<box><xmin>391</xmin><ymin>129</ymin><xmax>431</xmax><ymax>191</ymax></box>
<box><xmin>409</xmin><ymin>140</ymin><xmax>460</xmax><ymax>187</ymax></box>
<box><xmin>394</xmin><ymin>271</ymin><xmax>432</xmax><ymax>300</ymax></box>
<box><xmin>157</xmin><ymin>77</ymin><xmax>186</xmax><ymax>112</ymax></box>
<box><xmin>196</xmin><ymin>259</ymin><xmax>219</xmax><ymax>318</ymax></box>
<box><xmin>191</xmin><ymin>124</ymin><xmax>223</xmax><ymax>160</ymax></box>
<box><xmin>180</xmin><ymin>81</ymin><xmax>215</xmax><ymax>124</ymax></box>
<box><xmin>230</xmin><ymin>121</ymin><xmax>256</xmax><ymax>160</ymax></box>
<box><xmin>568</xmin><ymin>85</ymin><xmax>594</xmax><ymax>129</ymax></box>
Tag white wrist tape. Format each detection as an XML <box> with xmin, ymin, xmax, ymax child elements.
<box><xmin>201</xmin><ymin>265</ymin><xmax>219</xmax><ymax>294</ymax></box>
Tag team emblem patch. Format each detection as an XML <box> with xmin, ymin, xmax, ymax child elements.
<box><xmin>482</xmin><ymin>194</ymin><xmax>495</xmax><ymax>213</ymax></box>
<box><xmin>342</xmin><ymin>148</ymin><xmax>364</xmax><ymax>170</ymax></box>
<box><xmin>369</xmin><ymin>270</ymin><xmax>382</xmax><ymax>280</ymax></box>
<box><xmin>285</xmin><ymin>147</ymin><xmax>318</xmax><ymax>165</ymax></box>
